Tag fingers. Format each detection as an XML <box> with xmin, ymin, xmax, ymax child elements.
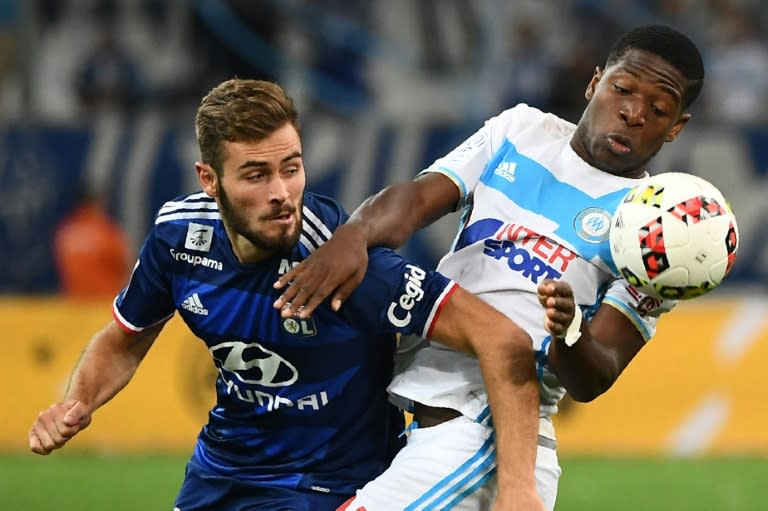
<box><xmin>538</xmin><ymin>279</ymin><xmax>576</xmax><ymax>337</ymax></box>
<box><xmin>29</xmin><ymin>419</ymin><xmax>58</xmax><ymax>455</ymax></box>
<box><xmin>330</xmin><ymin>277</ymin><xmax>363</xmax><ymax>312</ymax></box>
<box><xmin>273</xmin><ymin>263</ymin><xmax>365</xmax><ymax>318</ymax></box>
<box><xmin>273</xmin><ymin>259</ymin><xmax>340</xmax><ymax>318</ymax></box>
<box><xmin>29</xmin><ymin>413</ymin><xmax>64</xmax><ymax>455</ymax></box>
<box><xmin>276</xmin><ymin>270</ymin><xmax>362</xmax><ymax>318</ymax></box>
<box><xmin>545</xmin><ymin>305</ymin><xmax>572</xmax><ymax>325</ymax></box>
<box><xmin>275</xmin><ymin>278</ymin><xmax>329</xmax><ymax>319</ymax></box>
<box><xmin>293</xmin><ymin>282</ymin><xmax>336</xmax><ymax>318</ymax></box>
<box><xmin>29</xmin><ymin>428</ymin><xmax>48</xmax><ymax>455</ymax></box>
<box><xmin>538</xmin><ymin>279</ymin><xmax>573</xmax><ymax>297</ymax></box>
<box><xmin>29</xmin><ymin>401</ymin><xmax>89</xmax><ymax>455</ymax></box>
<box><xmin>63</xmin><ymin>400</ymin><xmax>92</xmax><ymax>429</ymax></box>
<box><xmin>273</xmin><ymin>224</ymin><xmax>369</xmax><ymax>317</ymax></box>
<box><xmin>275</xmin><ymin>282</ymin><xmax>323</xmax><ymax>319</ymax></box>
<box><xmin>273</xmin><ymin>264</ymin><xmax>298</xmax><ymax>291</ymax></box>
<box><xmin>537</xmin><ymin>292</ymin><xmax>574</xmax><ymax>315</ymax></box>
<box><xmin>273</xmin><ymin>266</ymin><xmax>308</xmax><ymax>310</ymax></box>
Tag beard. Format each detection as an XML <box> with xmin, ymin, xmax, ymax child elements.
<box><xmin>218</xmin><ymin>183</ymin><xmax>303</xmax><ymax>256</ymax></box>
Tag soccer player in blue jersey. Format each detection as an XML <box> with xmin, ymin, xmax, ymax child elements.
<box><xmin>273</xmin><ymin>25</ymin><xmax>706</xmax><ymax>510</ymax></box>
<box><xmin>29</xmin><ymin>79</ymin><xmax>545</xmax><ymax>511</ymax></box>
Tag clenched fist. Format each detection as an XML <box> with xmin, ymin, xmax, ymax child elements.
<box><xmin>537</xmin><ymin>279</ymin><xmax>577</xmax><ymax>339</ymax></box>
<box><xmin>29</xmin><ymin>400</ymin><xmax>92</xmax><ymax>455</ymax></box>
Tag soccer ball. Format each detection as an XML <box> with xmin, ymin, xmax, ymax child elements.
<box><xmin>609</xmin><ymin>172</ymin><xmax>739</xmax><ymax>300</ymax></box>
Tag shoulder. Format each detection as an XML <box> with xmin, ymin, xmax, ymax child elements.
<box><xmin>300</xmin><ymin>192</ymin><xmax>349</xmax><ymax>252</ymax></box>
<box><xmin>154</xmin><ymin>192</ymin><xmax>220</xmax><ymax>226</ymax></box>
<box><xmin>494</xmin><ymin>103</ymin><xmax>575</xmax><ymax>138</ymax></box>
<box><xmin>151</xmin><ymin>192</ymin><xmax>221</xmax><ymax>247</ymax></box>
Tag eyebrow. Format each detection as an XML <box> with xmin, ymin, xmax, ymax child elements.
<box><xmin>237</xmin><ymin>151</ymin><xmax>303</xmax><ymax>170</ymax></box>
<box><xmin>620</xmin><ymin>67</ymin><xmax>681</xmax><ymax>100</ymax></box>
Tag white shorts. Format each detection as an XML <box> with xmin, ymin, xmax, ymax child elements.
<box><xmin>339</xmin><ymin>416</ymin><xmax>561</xmax><ymax>511</ymax></box>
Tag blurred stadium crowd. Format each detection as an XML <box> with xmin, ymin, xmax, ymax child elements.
<box><xmin>2</xmin><ymin>0</ymin><xmax>767</xmax><ymax>124</ymax></box>
<box><xmin>0</xmin><ymin>0</ymin><xmax>766</xmax><ymax>293</ymax></box>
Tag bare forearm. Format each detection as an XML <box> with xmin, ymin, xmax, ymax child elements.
<box><xmin>65</xmin><ymin>321</ymin><xmax>159</xmax><ymax>412</ymax></box>
<box><xmin>547</xmin><ymin>306</ymin><xmax>644</xmax><ymax>402</ymax></box>
<box><xmin>547</xmin><ymin>328</ymin><xmax>621</xmax><ymax>402</ymax></box>
<box><xmin>477</xmin><ymin>329</ymin><xmax>539</xmax><ymax>493</ymax></box>
<box><xmin>431</xmin><ymin>289</ymin><xmax>539</xmax><ymax>494</ymax></box>
<box><xmin>348</xmin><ymin>174</ymin><xmax>459</xmax><ymax>249</ymax></box>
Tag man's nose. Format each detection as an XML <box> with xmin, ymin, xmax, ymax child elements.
<box><xmin>619</xmin><ymin>99</ymin><xmax>646</xmax><ymax>126</ymax></box>
<box><xmin>268</xmin><ymin>176</ymin><xmax>290</xmax><ymax>202</ymax></box>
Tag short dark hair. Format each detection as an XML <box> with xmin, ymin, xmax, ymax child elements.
<box><xmin>195</xmin><ymin>79</ymin><xmax>300</xmax><ymax>174</ymax></box>
<box><xmin>606</xmin><ymin>25</ymin><xmax>704</xmax><ymax>110</ymax></box>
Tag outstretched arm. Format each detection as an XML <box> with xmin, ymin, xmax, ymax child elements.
<box><xmin>29</xmin><ymin>321</ymin><xmax>163</xmax><ymax>454</ymax></box>
<box><xmin>430</xmin><ymin>287</ymin><xmax>544</xmax><ymax>511</ymax></box>
<box><xmin>538</xmin><ymin>279</ymin><xmax>645</xmax><ymax>402</ymax></box>
<box><xmin>274</xmin><ymin>172</ymin><xmax>459</xmax><ymax>318</ymax></box>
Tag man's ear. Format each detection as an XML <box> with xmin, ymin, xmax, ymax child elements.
<box><xmin>195</xmin><ymin>162</ymin><xmax>218</xmax><ymax>198</ymax></box>
<box><xmin>666</xmin><ymin>113</ymin><xmax>691</xmax><ymax>142</ymax></box>
<box><xmin>584</xmin><ymin>66</ymin><xmax>603</xmax><ymax>101</ymax></box>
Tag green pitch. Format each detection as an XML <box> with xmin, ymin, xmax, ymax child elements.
<box><xmin>0</xmin><ymin>453</ymin><xmax>765</xmax><ymax>510</ymax></box>
<box><xmin>556</xmin><ymin>456</ymin><xmax>767</xmax><ymax>511</ymax></box>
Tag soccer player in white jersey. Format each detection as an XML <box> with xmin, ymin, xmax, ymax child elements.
<box><xmin>28</xmin><ymin>79</ymin><xmax>545</xmax><ymax>511</ymax></box>
<box><xmin>274</xmin><ymin>25</ymin><xmax>706</xmax><ymax>510</ymax></box>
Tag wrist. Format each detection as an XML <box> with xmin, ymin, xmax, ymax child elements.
<box><xmin>557</xmin><ymin>306</ymin><xmax>583</xmax><ymax>347</ymax></box>
<box><xmin>338</xmin><ymin>221</ymin><xmax>370</xmax><ymax>247</ymax></box>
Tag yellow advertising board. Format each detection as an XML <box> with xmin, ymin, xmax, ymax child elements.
<box><xmin>2</xmin><ymin>296</ymin><xmax>766</xmax><ymax>455</ymax></box>
<box><xmin>1</xmin><ymin>297</ymin><xmax>214</xmax><ymax>453</ymax></box>
<box><xmin>553</xmin><ymin>297</ymin><xmax>768</xmax><ymax>455</ymax></box>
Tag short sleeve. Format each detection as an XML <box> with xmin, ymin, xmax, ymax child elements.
<box><xmin>112</xmin><ymin>229</ymin><xmax>176</xmax><ymax>332</ymax></box>
<box><xmin>341</xmin><ymin>247</ymin><xmax>457</xmax><ymax>338</ymax></box>
<box><xmin>419</xmin><ymin>106</ymin><xmax>528</xmax><ymax>208</ymax></box>
<box><xmin>601</xmin><ymin>278</ymin><xmax>677</xmax><ymax>342</ymax></box>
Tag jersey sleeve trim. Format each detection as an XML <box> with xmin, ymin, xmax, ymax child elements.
<box><xmin>423</xmin><ymin>281</ymin><xmax>459</xmax><ymax>338</ymax></box>
<box><xmin>299</xmin><ymin>205</ymin><xmax>333</xmax><ymax>252</ymax></box>
<box><xmin>602</xmin><ymin>296</ymin><xmax>652</xmax><ymax>341</ymax></box>
<box><xmin>154</xmin><ymin>194</ymin><xmax>220</xmax><ymax>225</ymax></box>
<box><xmin>422</xmin><ymin>167</ymin><xmax>467</xmax><ymax>201</ymax></box>
<box><xmin>112</xmin><ymin>297</ymin><xmax>174</xmax><ymax>333</ymax></box>
<box><xmin>155</xmin><ymin>211</ymin><xmax>221</xmax><ymax>225</ymax></box>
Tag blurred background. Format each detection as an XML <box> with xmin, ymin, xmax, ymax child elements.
<box><xmin>0</xmin><ymin>0</ymin><xmax>766</xmax><ymax>509</ymax></box>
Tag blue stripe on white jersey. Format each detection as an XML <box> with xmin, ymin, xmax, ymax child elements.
<box><xmin>478</xmin><ymin>139</ymin><xmax>627</xmax><ymax>272</ymax></box>
<box><xmin>404</xmin><ymin>432</ymin><xmax>497</xmax><ymax>511</ymax></box>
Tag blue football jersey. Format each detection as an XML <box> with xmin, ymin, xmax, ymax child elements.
<box><xmin>113</xmin><ymin>191</ymin><xmax>456</xmax><ymax>497</ymax></box>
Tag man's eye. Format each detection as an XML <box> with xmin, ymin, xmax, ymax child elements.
<box><xmin>613</xmin><ymin>84</ymin><xmax>629</xmax><ymax>94</ymax></box>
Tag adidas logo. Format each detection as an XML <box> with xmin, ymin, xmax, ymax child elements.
<box><xmin>181</xmin><ymin>293</ymin><xmax>208</xmax><ymax>316</ymax></box>
<box><xmin>494</xmin><ymin>161</ymin><xmax>517</xmax><ymax>182</ymax></box>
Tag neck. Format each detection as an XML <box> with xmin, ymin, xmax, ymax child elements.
<box><xmin>569</xmin><ymin>131</ymin><xmax>646</xmax><ymax>179</ymax></box>
<box><xmin>223</xmin><ymin>224</ymin><xmax>271</xmax><ymax>265</ymax></box>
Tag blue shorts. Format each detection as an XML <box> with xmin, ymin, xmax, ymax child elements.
<box><xmin>174</xmin><ymin>459</ymin><xmax>350</xmax><ymax>511</ymax></box>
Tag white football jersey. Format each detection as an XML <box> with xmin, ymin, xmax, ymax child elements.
<box><xmin>389</xmin><ymin>104</ymin><xmax>673</xmax><ymax>421</ymax></box>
